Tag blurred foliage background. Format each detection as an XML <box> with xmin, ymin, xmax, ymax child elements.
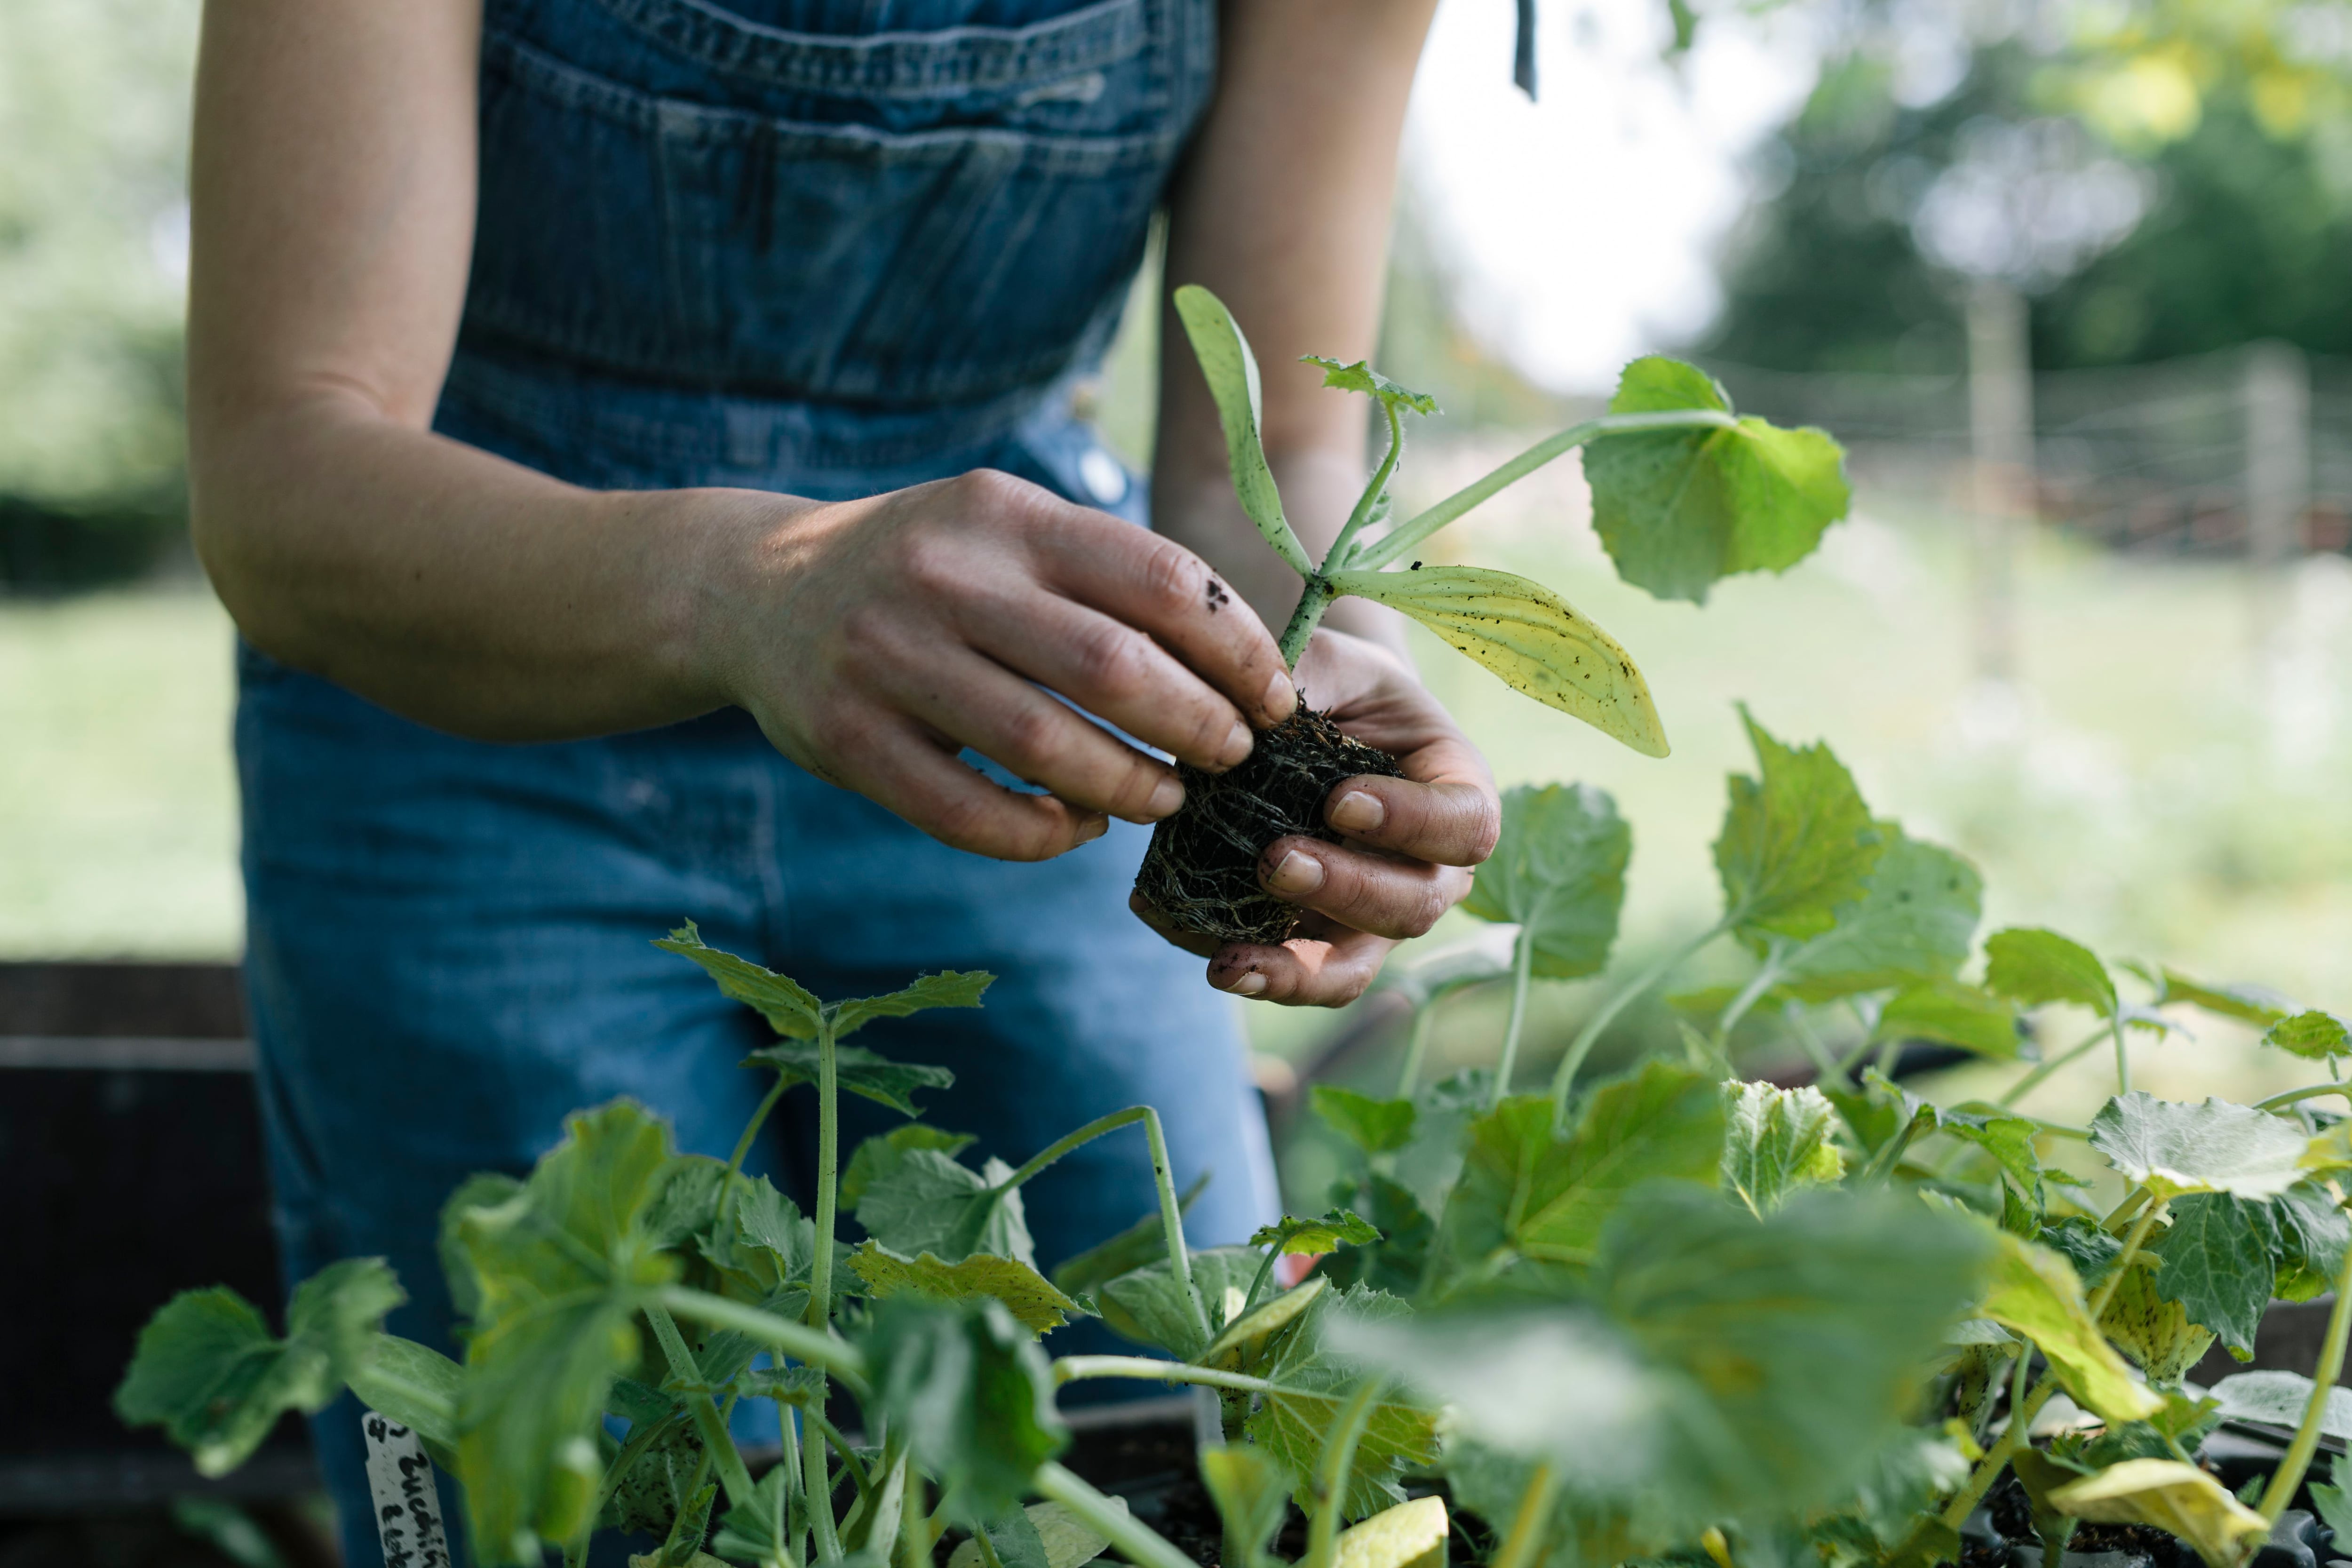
<box><xmin>9</xmin><ymin>0</ymin><xmax>2352</xmax><ymax>1168</ymax></box>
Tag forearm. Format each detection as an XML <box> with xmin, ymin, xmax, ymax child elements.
<box><xmin>192</xmin><ymin>390</ymin><xmax>766</xmax><ymax>740</ymax></box>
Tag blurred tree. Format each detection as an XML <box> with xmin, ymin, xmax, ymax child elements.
<box><xmin>0</xmin><ymin>0</ymin><xmax>196</xmax><ymax>589</ymax></box>
<box><xmin>1699</xmin><ymin>6</ymin><xmax>2352</xmax><ymax>374</ymax></box>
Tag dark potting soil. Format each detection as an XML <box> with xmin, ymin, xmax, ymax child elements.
<box><xmin>1133</xmin><ymin>706</ymin><xmax>1406</xmax><ymax>947</ymax></box>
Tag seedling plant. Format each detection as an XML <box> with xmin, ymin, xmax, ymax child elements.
<box><xmin>112</xmin><ymin>296</ymin><xmax>2352</xmax><ymax>1568</ymax></box>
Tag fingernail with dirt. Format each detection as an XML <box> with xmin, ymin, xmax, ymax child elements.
<box><xmin>1328</xmin><ymin>790</ymin><xmax>1384</xmax><ymax>833</ymax></box>
<box><xmin>1264</xmin><ymin>849</ymin><xmax>1324</xmax><ymax>897</ymax></box>
<box><xmin>1226</xmin><ymin>970</ymin><xmax>1268</xmax><ymax>996</ymax></box>
<box><xmin>1262</xmin><ymin>670</ymin><xmax>1297</xmax><ymax>722</ymax></box>
<box><xmin>1146</xmin><ymin>775</ymin><xmax>1184</xmax><ymax>819</ymax></box>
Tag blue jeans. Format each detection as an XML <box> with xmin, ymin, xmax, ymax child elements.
<box><xmin>240</xmin><ymin>649</ymin><xmax>1278</xmax><ymax>1564</ymax></box>
<box><xmin>239</xmin><ymin>1</ymin><xmax>1245</xmax><ymax>1560</ymax></box>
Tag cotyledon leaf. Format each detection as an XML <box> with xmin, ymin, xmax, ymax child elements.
<box><xmin>1976</xmin><ymin>1230</ymin><xmax>2162</xmax><ymax>1424</ymax></box>
<box><xmin>1333</xmin><ymin>1496</ymin><xmax>1448</xmax><ymax>1568</ymax></box>
<box><xmin>1582</xmin><ymin>356</ymin><xmax>1850</xmax><ymax>605</ymax></box>
<box><xmin>1323</xmin><ymin>565</ymin><xmax>1668</xmax><ymax>758</ymax></box>
<box><xmin>1099</xmin><ymin>1246</ymin><xmax>1262</xmax><ymax>1361</ymax></box>
<box><xmin>946</xmin><ymin>1501</ymin><xmax>1124</xmax><ymax>1568</ymax></box>
<box><xmin>1173</xmin><ymin>285</ymin><xmax>1311</xmax><ymax>575</ymax></box>
<box><xmin>847</xmin><ymin>1242</ymin><xmax>1085</xmax><ymax>1335</ymax></box>
<box><xmin>2046</xmin><ymin>1459</ymin><xmax>2270</xmax><ymax>1568</ymax></box>
<box><xmin>1199</xmin><ymin>1445</ymin><xmax>1291</xmax><ymax>1568</ymax></box>
<box><xmin>1201</xmin><ymin>1276</ymin><xmax>1328</xmax><ymax>1369</ymax></box>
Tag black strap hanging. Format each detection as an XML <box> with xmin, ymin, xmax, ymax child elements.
<box><xmin>1514</xmin><ymin>0</ymin><xmax>1539</xmax><ymax>99</ymax></box>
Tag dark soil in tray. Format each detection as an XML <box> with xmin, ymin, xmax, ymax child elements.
<box><xmin>1134</xmin><ymin>706</ymin><xmax>1405</xmax><ymax>947</ymax></box>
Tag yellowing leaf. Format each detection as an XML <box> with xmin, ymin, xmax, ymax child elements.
<box><xmin>1200</xmin><ymin>1277</ymin><xmax>1327</xmax><ymax>1370</ymax></box>
<box><xmin>847</xmin><ymin>1244</ymin><xmax>1081</xmax><ymax>1335</ymax></box>
<box><xmin>1324</xmin><ymin>565</ymin><xmax>1667</xmax><ymax>758</ymax></box>
<box><xmin>2047</xmin><ymin>1459</ymin><xmax>2269</xmax><ymax>1568</ymax></box>
<box><xmin>1334</xmin><ymin>1495</ymin><xmax>1449</xmax><ymax>1568</ymax></box>
<box><xmin>1977</xmin><ymin>1231</ymin><xmax>2162</xmax><ymax>1425</ymax></box>
<box><xmin>1173</xmin><ymin>285</ymin><xmax>1311</xmax><ymax>574</ymax></box>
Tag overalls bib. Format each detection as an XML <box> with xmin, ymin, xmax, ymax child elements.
<box><xmin>231</xmin><ymin>4</ymin><xmax>1276</xmax><ymax>1558</ymax></box>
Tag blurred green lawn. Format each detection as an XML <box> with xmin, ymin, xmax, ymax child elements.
<box><xmin>7</xmin><ymin>459</ymin><xmax>2351</xmax><ymax>1137</ymax></box>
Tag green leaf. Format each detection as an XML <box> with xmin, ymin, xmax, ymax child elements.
<box><xmin>1775</xmin><ymin>833</ymin><xmax>1984</xmax><ymax>1002</ymax></box>
<box><xmin>826</xmin><ymin>970</ymin><xmax>993</xmax><ymax>1038</ymax></box>
<box><xmin>1435</xmin><ymin>1063</ymin><xmax>1726</xmax><ymax>1284</ymax></box>
<box><xmin>855</xmin><ymin>1151</ymin><xmax>1034</xmax><ymax>1266</ymax></box>
<box><xmin>346</xmin><ymin>1334</ymin><xmax>464</xmax><ymax>1452</ymax></box>
<box><xmin>2147</xmin><ymin>1194</ymin><xmax>2280</xmax><ymax>1354</ymax></box>
<box><xmin>1243</xmin><ymin>1287</ymin><xmax>1440</xmax><ymax>1521</ymax></box>
<box><xmin>1978</xmin><ymin>1231</ymin><xmax>2163</xmax><ymax>1425</ymax></box>
<box><xmin>1202</xmin><ymin>1277</ymin><xmax>1329</xmax><ymax>1371</ymax></box>
<box><xmin>2149</xmin><ymin>967</ymin><xmax>2296</xmax><ymax>1028</ymax></box>
<box><xmin>946</xmin><ymin>1502</ymin><xmax>1123</xmax><ymax>1568</ymax></box>
<box><xmin>1713</xmin><ymin>709</ymin><xmax>1884</xmax><ymax>949</ymax></box>
<box><xmin>1936</xmin><ymin>1105</ymin><xmax>2052</xmax><ymax>1201</ymax></box>
<box><xmin>1720</xmin><ymin>1081</ymin><xmax>1845</xmax><ymax>1216</ymax></box>
<box><xmin>1098</xmin><ymin>1246</ymin><xmax>1260</xmax><ymax>1360</ymax></box>
<box><xmin>709</xmin><ymin>1468</ymin><xmax>789</xmax><ymax>1567</ymax></box>
<box><xmin>739</xmin><ymin>1040</ymin><xmax>955</xmax><ymax>1121</ymax></box>
<box><xmin>1199</xmin><ymin>1445</ymin><xmax>1292</xmax><ymax>1568</ymax></box>
<box><xmin>2310</xmin><ymin>1453</ymin><xmax>2352</xmax><ymax>1545</ymax></box>
<box><xmin>1315</xmin><ymin>1177</ymin><xmax>1435</xmax><ymax>1299</ymax></box>
<box><xmin>2266</xmin><ymin>1011</ymin><xmax>2352</xmax><ymax>1059</ymax></box>
<box><xmin>2046</xmin><ymin>1459</ymin><xmax>2270</xmax><ymax>1568</ymax></box>
<box><xmin>2274</xmin><ymin>1178</ymin><xmax>2350</xmax><ymax>1297</ymax></box>
<box><xmin>1323</xmin><ymin>565</ymin><xmax>1668</xmax><ymax>758</ymax></box>
<box><xmin>1249</xmin><ymin>1210</ymin><xmax>1382</xmax><ymax>1257</ymax></box>
<box><xmin>453</xmin><ymin>1100</ymin><xmax>683</xmax><ymax>1563</ymax></box>
<box><xmin>847</xmin><ymin>1242</ymin><xmax>1085</xmax><ymax>1334</ymax></box>
<box><xmin>1311</xmin><ymin>1086</ymin><xmax>1418</xmax><ymax>1157</ymax></box>
<box><xmin>609</xmin><ymin>1417</ymin><xmax>711</xmax><ymax>1541</ymax></box>
<box><xmin>1171</xmin><ymin>285</ymin><xmax>1311</xmax><ymax>575</ymax></box>
<box><xmin>1046</xmin><ymin>1171</ymin><xmax>1208</xmax><ymax>1299</ymax></box>
<box><xmin>843</xmin><ymin>1125</ymin><xmax>978</xmax><ymax>1210</ymax></box>
<box><xmin>2088</xmin><ymin>1091</ymin><xmax>2309</xmax><ymax>1200</ymax></box>
<box><xmin>1985</xmin><ymin>927</ymin><xmax>2118</xmax><ymax>1019</ymax></box>
<box><xmin>1375</xmin><ymin>928</ymin><xmax>1517</xmax><ymax>1007</ymax></box>
<box><xmin>1348</xmin><ymin>1185</ymin><xmax>1990</xmax><ymax>1523</ymax></box>
<box><xmin>656</xmin><ymin>923</ymin><xmax>824</xmax><ymax>1039</ymax></box>
<box><xmin>1878</xmin><ymin>978</ymin><xmax>2023</xmax><ymax>1059</ymax></box>
<box><xmin>1582</xmin><ymin>357</ymin><xmax>1850</xmax><ymax>605</ymax></box>
<box><xmin>1461</xmin><ymin>783</ymin><xmax>1632</xmax><ymax>980</ymax></box>
<box><xmin>440</xmin><ymin>1171</ymin><xmax>523</xmax><ymax>1323</ymax></box>
<box><xmin>2208</xmin><ymin>1370</ymin><xmax>2352</xmax><ymax>1440</ymax></box>
<box><xmin>1304</xmin><ymin>356</ymin><xmax>1438</xmax><ymax>418</ymax></box>
<box><xmin>115</xmin><ymin>1258</ymin><xmax>406</xmax><ymax>1478</ymax></box>
<box><xmin>863</xmin><ymin>1297</ymin><xmax>1068</xmax><ymax>1524</ymax></box>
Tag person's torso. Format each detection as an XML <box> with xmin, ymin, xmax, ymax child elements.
<box><xmin>458</xmin><ymin>0</ymin><xmax>1215</xmax><ymax>412</ymax></box>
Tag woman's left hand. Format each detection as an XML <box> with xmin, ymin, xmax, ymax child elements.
<box><xmin>1131</xmin><ymin>628</ymin><xmax>1500</xmax><ymax>1007</ymax></box>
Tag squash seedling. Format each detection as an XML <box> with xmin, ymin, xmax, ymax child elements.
<box><xmin>1134</xmin><ymin>285</ymin><xmax>1852</xmax><ymax>945</ymax></box>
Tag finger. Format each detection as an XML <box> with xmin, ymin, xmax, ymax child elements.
<box><xmin>1257</xmin><ymin>835</ymin><xmax>1472</xmax><ymax>941</ymax></box>
<box><xmin>830</xmin><ymin>717</ymin><xmax>1110</xmax><ymax>861</ymax></box>
<box><xmin>1206</xmin><ymin>922</ymin><xmax>1396</xmax><ymax>1008</ymax></box>
<box><xmin>966</xmin><ymin>591</ymin><xmax>1259</xmax><ymax>773</ymax></box>
<box><xmin>1323</xmin><ymin>769</ymin><xmax>1502</xmax><ymax>867</ymax></box>
<box><xmin>1129</xmin><ymin>891</ymin><xmax>1225</xmax><ymax>958</ymax></box>
<box><xmin>1031</xmin><ymin>514</ymin><xmax>1297</xmax><ymax>729</ymax></box>
<box><xmin>866</xmin><ymin>634</ymin><xmax>1187</xmax><ymax>824</ymax></box>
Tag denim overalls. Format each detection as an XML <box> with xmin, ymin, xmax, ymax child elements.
<box><xmin>232</xmin><ymin>3</ymin><xmax>1277</xmax><ymax>1559</ymax></box>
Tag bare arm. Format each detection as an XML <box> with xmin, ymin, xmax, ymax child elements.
<box><xmin>1152</xmin><ymin>0</ymin><xmax>1439</xmax><ymax>639</ymax></box>
<box><xmin>187</xmin><ymin>0</ymin><xmax>1296</xmax><ymax>861</ymax></box>
<box><xmin>1138</xmin><ymin>0</ymin><xmax>1503</xmax><ymax>1007</ymax></box>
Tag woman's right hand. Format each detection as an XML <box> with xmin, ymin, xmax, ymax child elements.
<box><xmin>696</xmin><ymin>468</ymin><xmax>1300</xmax><ymax>861</ymax></box>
